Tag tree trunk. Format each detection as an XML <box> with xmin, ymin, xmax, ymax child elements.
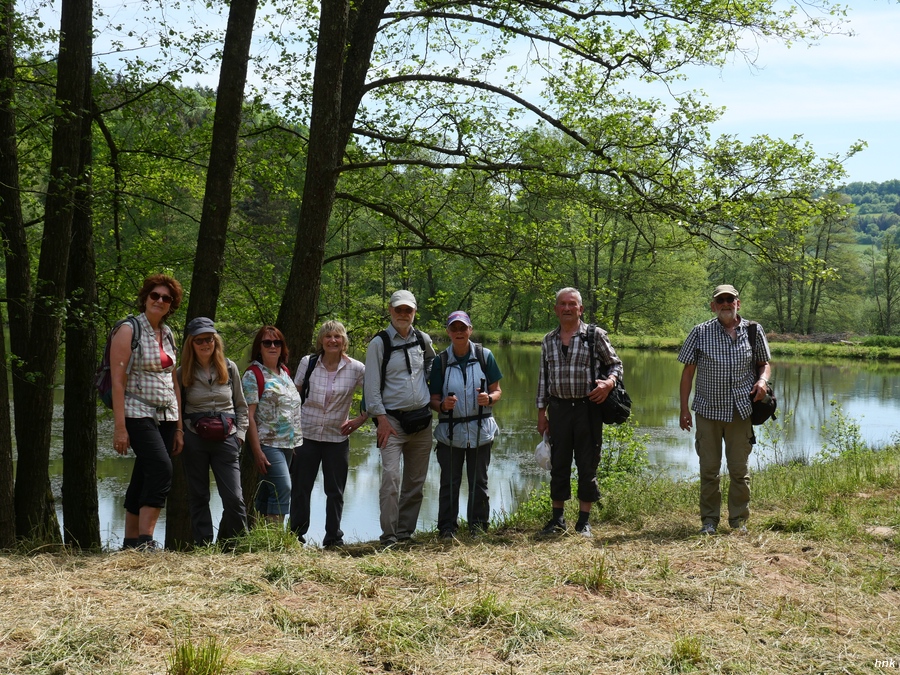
<box><xmin>185</xmin><ymin>0</ymin><xmax>259</xmax><ymax>322</ymax></box>
<box><xmin>0</xmin><ymin>0</ymin><xmax>22</xmax><ymax>548</ymax></box>
<box><xmin>0</xmin><ymin>300</ymin><xmax>13</xmax><ymax>548</ymax></box>
<box><xmin>62</xmin><ymin>64</ymin><xmax>100</xmax><ymax>550</ymax></box>
<box><xmin>277</xmin><ymin>0</ymin><xmax>389</xmax><ymax>370</ymax></box>
<box><xmin>170</xmin><ymin>0</ymin><xmax>260</xmax><ymax>551</ymax></box>
<box><xmin>13</xmin><ymin>0</ymin><xmax>91</xmax><ymax>542</ymax></box>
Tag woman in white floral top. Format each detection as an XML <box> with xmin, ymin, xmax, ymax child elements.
<box><xmin>242</xmin><ymin>325</ymin><xmax>302</xmax><ymax>523</ymax></box>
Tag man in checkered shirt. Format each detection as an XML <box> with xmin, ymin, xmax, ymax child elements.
<box><xmin>678</xmin><ymin>284</ymin><xmax>772</xmax><ymax>535</ymax></box>
<box><xmin>536</xmin><ymin>287</ymin><xmax>623</xmax><ymax>539</ymax></box>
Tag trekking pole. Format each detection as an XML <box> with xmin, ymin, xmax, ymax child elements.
<box><xmin>447</xmin><ymin>391</ymin><xmax>456</xmax><ymax>527</ymax></box>
<box><xmin>472</xmin><ymin>378</ymin><xmax>487</xmax><ymax>532</ymax></box>
<box><xmin>474</xmin><ymin>379</ymin><xmax>486</xmax><ymax>451</ymax></box>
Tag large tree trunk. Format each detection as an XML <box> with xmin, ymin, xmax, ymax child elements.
<box><xmin>62</xmin><ymin>64</ymin><xmax>100</xmax><ymax>550</ymax></box>
<box><xmin>276</xmin><ymin>0</ymin><xmax>388</xmax><ymax>369</ymax></box>
<box><xmin>13</xmin><ymin>0</ymin><xmax>91</xmax><ymax>541</ymax></box>
<box><xmin>0</xmin><ymin>300</ymin><xmax>13</xmax><ymax>549</ymax></box>
<box><xmin>0</xmin><ymin>0</ymin><xmax>22</xmax><ymax>548</ymax></box>
<box><xmin>169</xmin><ymin>0</ymin><xmax>260</xmax><ymax>551</ymax></box>
<box><xmin>185</xmin><ymin>0</ymin><xmax>259</xmax><ymax>321</ymax></box>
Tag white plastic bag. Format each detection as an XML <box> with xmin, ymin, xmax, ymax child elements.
<box><xmin>534</xmin><ymin>432</ymin><xmax>551</xmax><ymax>471</ymax></box>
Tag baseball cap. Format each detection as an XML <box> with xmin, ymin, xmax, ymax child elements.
<box><xmin>185</xmin><ymin>316</ymin><xmax>217</xmax><ymax>336</ymax></box>
<box><xmin>712</xmin><ymin>284</ymin><xmax>739</xmax><ymax>298</ymax></box>
<box><xmin>390</xmin><ymin>290</ymin><xmax>417</xmax><ymax>309</ymax></box>
<box><xmin>446</xmin><ymin>310</ymin><xmax>472</xmax><ymax>327</ymax></box>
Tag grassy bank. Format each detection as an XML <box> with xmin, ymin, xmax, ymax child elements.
<box><xmin>2</xmin><ymin>444</ymin><xmax>898</xmax><ymax>674</ymax></box>
<box><xmin>464</xmin><ymin>330</ymin><xmax>900</xmax><ymax>361</ymax></box>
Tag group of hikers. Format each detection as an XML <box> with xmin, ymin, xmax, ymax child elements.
<box><xmin>110</xmin><ymin>275</ymin><xmax>771</xmax><ymax>550</ymax></box>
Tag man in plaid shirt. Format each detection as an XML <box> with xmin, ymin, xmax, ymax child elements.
<box><xmin>678</xmin><ymin>284</ymin><xmax>772</xmax><ymax>535</ymax></box>
<box><xmin>536</xmin><ymin>288</ymin><xmax>623</xmax><ymax>538</ymax></box>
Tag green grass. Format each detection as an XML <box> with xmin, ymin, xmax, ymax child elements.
<box><xmin>435</xmin><ymin>330</ymin><xmax>900</xmax><ymax>361</ymax></box>
<box><xmin>167</xmin><ymin>636</ymin><xmax>228</xmax><ymax>675</ymax></box>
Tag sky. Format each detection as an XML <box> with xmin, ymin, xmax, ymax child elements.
<box><xmin>678</xmin><ymin>1</ymin><xmax>900</xmax><ymax>185</ymax></box>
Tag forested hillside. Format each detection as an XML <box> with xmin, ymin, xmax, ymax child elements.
<box><xmin>841</xmin><ymin>180</ymin><xmax>900</xmax><ymax>243</ymax></box>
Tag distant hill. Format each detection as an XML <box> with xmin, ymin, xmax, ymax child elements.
<box><xmin>840</xmin><ymin>179</ymin><xmax>900</xmax><ymax>243</ymax></box>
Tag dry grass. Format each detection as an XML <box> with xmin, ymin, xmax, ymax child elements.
<box><xmin>1</xmin><ymin>505</ymin><xmax>899</xmax><ymax>675</ymax></box>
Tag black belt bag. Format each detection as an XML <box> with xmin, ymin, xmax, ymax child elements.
<box><xmin>385</xmin><ymin>404</ymin><xmax>433</xmax><ymax>434</ymax></box>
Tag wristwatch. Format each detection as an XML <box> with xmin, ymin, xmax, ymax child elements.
<box><xmin>487</xmin><ymin>393</ymin><xmax>494</xmax><ymax>405</ymax></box>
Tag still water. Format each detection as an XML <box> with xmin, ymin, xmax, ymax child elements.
<box><xmin>44</xmin><ymin>345</ymin><xmax>900</xmax><ymax>547</ymax></box>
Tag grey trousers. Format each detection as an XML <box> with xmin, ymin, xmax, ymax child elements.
<box><xmin>378</xmin><ymin>415</ymin><xmax>433</xmax><ymax>544</ymax></box>
<box><xmin>182</xmin><ymin>429</ymin><xmax>248</xmax><ymax>545</ymax></box>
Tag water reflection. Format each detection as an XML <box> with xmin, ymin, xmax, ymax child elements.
<box><xmin>37</xmin><ymin>345</ymin><xmax>900</xmax><ymax>546</ymax></box>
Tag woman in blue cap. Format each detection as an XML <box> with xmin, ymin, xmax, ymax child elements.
<box><xmin>429</xmin><ymin>310</ymin><xmax>503</xmax><ymax>538</ymax></box>
<box><xmin>177</xmin><ymin>317</ymin><xmax>249</xmax><ymax>546</ymax></box>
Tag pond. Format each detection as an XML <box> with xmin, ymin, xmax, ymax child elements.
<box><xmin>39</xmin><ymin>344</ymin><xmax>900</xmax><ymax>547</ymax></box>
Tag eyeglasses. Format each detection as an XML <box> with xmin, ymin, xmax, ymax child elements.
<box><xmin>261</xmin><ymin>339</ymin><xmax>283</xmax><ymax>348</ymax></box>
<box><xmin>193</xmin><ymin>336</ymin><xmax>215</xmax><ymax>345</ymax></box>
<box><xmin>149</xmin><ymin>291</ymin><xmax>173</xmax><ymax>304</ymax></box>
<box><xmin>715</xmin><ymin>296</ymin><xmax>736</xmax><ymax>304</ymax></box>
<box><xmin>392</xmin><ymin>306</ymin><xmax>415</xmax><ymax>314</ymax></box>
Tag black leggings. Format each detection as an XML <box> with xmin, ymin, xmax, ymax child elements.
<box><xmin>123</xmin><ymin>418</ymin><xmax>177</xmax><ymax>515</ymax></box>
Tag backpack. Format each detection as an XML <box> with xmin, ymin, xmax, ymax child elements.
<box><xmin>94</xmin><ymin>316</ymin><xmax>142</xmax><ymax>409</ymax></box>
<box><xmin>747</xmin><ymin>322</ymin><xmax>777</xmax><ymax>425</ymax></box>
<box><xmin>247</xmin><ymin>362</ymin><xmax>292</xmax><ymax>400</ymax></box>
<box><xmin>376</xmin><ymin>328</ymin><xmax>433</xmax><ymax>392</ymax></box>
<box><xmin>297</xmin><ymin>354</ymin><xmax>319</xmax><ymax>404</ymax></box>
<box><xmin>438</xmin><ymin>343</ymin><xmax>487</xmax><ymax>386</ymax></box>
<box><xmin>586</xmin><ymin>323</ymin><xmax>631</xmax><ymax>424</ymax></box>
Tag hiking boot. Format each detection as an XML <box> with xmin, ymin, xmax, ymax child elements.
<box><xmin>699</xmin><ymin>523</ymin><xmax>716</xmax><ymax>535</ymax></box>
<box><xmin>135</xmin><ymin>539</ymin><xmax>161</xmax><ymax>552</ymax></box>
<box><xmin>730</xmin><ymin>521</ymin><xmax>748</xmax><ymax>535</ymax></box>
<box><xmin>439</xmin><ymin>530</ymin><xmax>456</xmax><ymax>540</ymax></box>
<box><xmin>540</xmin><ymin>517</ymin><xmax>566</xmax><ymax>536</ymax></box>
<box><xmin>575</xmin><ymin>522</ymin><xmax>592</xmax><ymax>539</ymax></box>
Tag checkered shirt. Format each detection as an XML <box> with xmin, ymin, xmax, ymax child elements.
<box><xmin>536</xmin><ymin>321</ymin><xmax>623</xmax><ymax>408</ymax></box>
<box><xmin>677</xmin><ymin>316</ymin><xmax>771</xmax><ymax>422</ymax></box>
<box><xmin>123</xmin><ymin>313</ymin><xmax>178</xmax><ymax>422</ymax></box>
<box><xmin>294</xmin><ymin>354</ymin><xmax>365</xmax><ymax>443</ymax></box>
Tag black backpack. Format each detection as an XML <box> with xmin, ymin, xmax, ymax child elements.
<box><xmin>297</xmin><ymin>354</ymin><xmax>319</xmax><ymax>404</ymax></box>
<box><xmin>94</xmin><ymin>316</ymin><xmax>142</xmax><ymax>409</ymax></box>
<box><xmin>747</xmin><ymin>322</ymin><xmax>777</xmax><ymax>425</ymax></box>
<box><xmin>376</xmin><ymin>328</ymin><xmax>433</xmax><ymax>391</ymax></box>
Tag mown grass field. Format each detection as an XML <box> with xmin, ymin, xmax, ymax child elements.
<box><xmin>2</xmin><ymin>444</ymin><xmax>898</xmax><ymax>674</ymax></box>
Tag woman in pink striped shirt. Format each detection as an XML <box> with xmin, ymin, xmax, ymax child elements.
<box><xmin>291</xmin><ymin>321</ymin><xmax>367</xmax><ymax>547</ymax></box>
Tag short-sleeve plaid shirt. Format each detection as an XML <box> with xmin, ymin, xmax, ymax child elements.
<box><xmin>536</xmin><ymin>321</ymin><xmax>623</xmax><ymax>408</ymax></box>
<box><xmin>294</xmin><ymin>354</ymin><xmax>365</xmax><ymax>443</ymax></box>
<box><xmin>677</xmin><ymin>316</ymin><xmax>771</xmax><ymax>422</ymax></box>
<box><xmin>123</xmin><ymin>313</ymin><xmax>178</xmax><ymax>422</ymax></box>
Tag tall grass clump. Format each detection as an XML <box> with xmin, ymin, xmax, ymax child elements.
<box><xmin>167</xmin><ymin>636</ymin><xmax>228</xmax><ymax>675</ymax></box>
<box><xmin>227</xmin><ymin>520</ymin><xmax>302</xmax><ymax>554</ymax></box>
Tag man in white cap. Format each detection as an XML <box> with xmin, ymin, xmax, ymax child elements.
<box><xmin>364</xmin><ymin>290</ymin><xmax>436</xmax><ymax>546</ymax></box>
<box><xmin>678</xmin><ymin>284</ymin><xmax>772</xmax><ymax>535</ymax></box>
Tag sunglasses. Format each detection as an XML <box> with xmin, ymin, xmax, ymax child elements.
<box><xmin>392</xmin><ymin>306</ymin><xmax>415</xmax><ymax>314</ymax></box>
<box><xmin>715</xmin><ymin>296</ymin><xmax>737</xmax><ymax>304</ymax></box>
<box><xmin>149</xmin><ymin>291</ymin><xmax>174</xmax><ymax>304</ymax></box>
<box><xmin>261</xmin><ymin>339</ymin><xmax>283</xmax><ymax>348</ymax></box>
<box><xmin>193</xmin><ymin>336</ymin><xmax>215</xmax><ymax>345</ymax></box>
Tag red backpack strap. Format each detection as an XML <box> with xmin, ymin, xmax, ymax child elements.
<box><xmin>248</xmin><ymin>364</ymin><xmax>265</xmax><ymax>400</ymax></box>
<box><xmin>248</xmin><ymin>363</ymin><xmax>291</xmax><ymax>401</ymax></box>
